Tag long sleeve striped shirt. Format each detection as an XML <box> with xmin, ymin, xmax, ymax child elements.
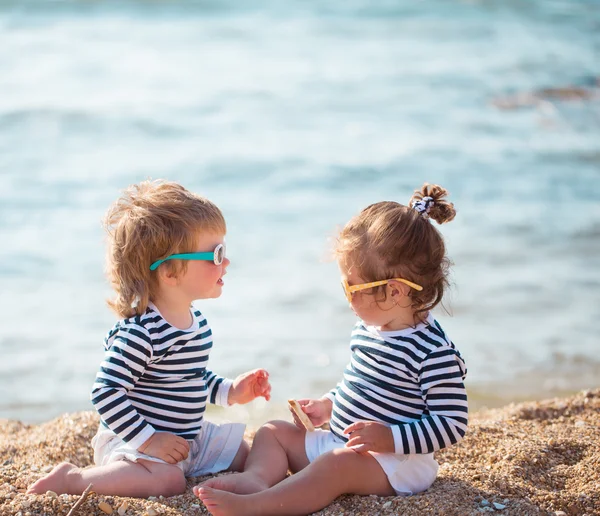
<box><xmin>325</xmin><ymin>313</ymin><xmax>468</xmax><ymax>455</ymax></box>
<box><xmin>90</xmin><ymin>303</ymin><xmax>231</xmax><ymax>450</ymax></box>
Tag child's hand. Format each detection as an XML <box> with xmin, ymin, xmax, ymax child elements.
<box><xmin>138</xmin><ymin>432</ymin><xmax>190</xmax><ymax>464</ymax></box>
<box><xmin>228</xmin><ymin>368</ymin><xmax>271</xmax><ymax>405</ymax></box>
<box><xmin>290</xmin><ymin>398</ymin><xmax>332</xmax><ymax>429</ymax></box>
<box><xmin>343</xmin><ymin>421</ymin><xmax>394</xmax><ymax>453</ymax></box>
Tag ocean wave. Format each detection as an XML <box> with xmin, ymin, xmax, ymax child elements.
<box><xmin>0</xmin><ymin>108</ymin><xmax>191</xmax><ymax>138</ymax></box>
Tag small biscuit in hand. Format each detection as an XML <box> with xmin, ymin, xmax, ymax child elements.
<box><xmin>288</xmin><ymin>399</ymin><xmax>315</xmax><ymax>431</ymax></box>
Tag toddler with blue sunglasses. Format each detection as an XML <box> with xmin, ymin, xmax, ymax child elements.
<box><xmin>28</xmin><ymin>179</ymin><xmax>271</xmax><ymax>498</ymax></box>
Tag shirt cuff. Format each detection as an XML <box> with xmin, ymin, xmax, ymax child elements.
<box><xmin>391</xmin><ymin>425</ymin><xmax>404</xmax><ymax>455</ymax></box>
<box><xmin>322</xmin><ymin>391</ymin><xmax>336</xmax><ymax>403</ymax></box>
<box><xmin>128</xmin><ymin>424</ymin><xmax>156</xmax><ymax>451</ymax></box>
<box><xmin>214</xmin><ymin>378</ymin><xmax>233</xmax><ymax>406</ymax></box>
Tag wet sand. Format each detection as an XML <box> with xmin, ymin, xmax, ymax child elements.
<box><xmin>1</xmin><ymin>389</ymin><xmax>598</xmax><ymax>515</ymax></box>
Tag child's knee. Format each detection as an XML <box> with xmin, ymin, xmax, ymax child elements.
<box><xmin>323</xmin><ymin>447</ymin><xmax>363</xmax><ymax>472</ymax></box>
<box><xmin>137</xmin><ymin>460</ymin><xmax>187</xmax><ymax>497</ymax></box>
<box><xmin>259</xmin><ymin>420</ymin><xmax>304</xmax><ymax>447</ymax></box>
<box><xmin>161</xmin><ymin>467</ymin><xmax>187</xmax><ymax>496</ymax></box>
<box><xmin>261</xmin><ymin>419</ymin><xmax>301</xmax><ymax>437</ymax></box>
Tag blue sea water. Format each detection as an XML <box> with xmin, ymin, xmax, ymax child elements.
<box><xmin>0</xmin><ymin>0</ymin><xmax>599</xmax><ymax>425</ymax></box>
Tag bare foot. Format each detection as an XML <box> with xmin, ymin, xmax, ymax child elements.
<box><xmin>27</xmin><ymin>462</ymin><xmax>78</xmax><ymax>494</ymax></box>
<box><xmin>197</xmin><ymin>486</ymin><xmax>254</xmax><ymax>516</ymax></box>
<box><xmin>194</xmin><ymin>472</ymin><xmax>268</xmax><ymax>495</ymax></box>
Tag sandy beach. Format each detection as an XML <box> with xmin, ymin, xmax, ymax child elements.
<box><xmin>1</xmin><ymin>389</ymin><xmax>598</xmax><ymax>516</ymax></box>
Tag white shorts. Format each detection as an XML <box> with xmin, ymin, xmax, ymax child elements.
<box><xmin>92</xmin><ymin>420</ymin><xmax>246</xmax><ymax>477</ymax></box>
<box><xmin>305</xmin><ymin>429</ymin><xmax>438</xmax><ymax>496</ymax></box>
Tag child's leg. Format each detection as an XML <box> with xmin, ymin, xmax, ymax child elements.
<box><xmin>197</xmin><ymin>447</ymin><xmax>395</xmax><ymax>516</ymax></box>
<box><xmin>195</xmin><ymin>420</ymin><xmax>308</xmax><ymax>495</ymax></box>
<box><xmin>226</xmin><ymin>439</ymin><xmax>250</xmax><ymax>472</ymax></box>
<box><xmin>27</xmin><ymin>459</ymin><xmax>186</xmax><ymax>498</ymax></box>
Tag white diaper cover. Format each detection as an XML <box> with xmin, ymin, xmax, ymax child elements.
<box><xmin>305</xmin><ymin>428</ymin><xmax>439</xmax><ymax>495</ymax></box>
<box><xmin>92</xmin><ymin>420</ymin><xmax>245</xmax><ymax>477</ymax></box>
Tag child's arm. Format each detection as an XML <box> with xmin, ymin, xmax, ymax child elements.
<box><xmin>204</xmin><ymin>369</ymin><xmax>232</xmax><ymax>406</ymax></box>
<box><xmin>90</xmin><ymin>326</ymin><xmax>189</xmax><ymax>462</ymax></box>
<box><xmin>204</xmin><ymin>368</ymin><xmax>271</xmax><ymax>406</ymax></box>
<box><xmin>91</xmin><ymin>329</ymin><xmax>155</xmax><ymax>450</ymax></box>
<box><xmin>345</xmin><ymin>347</ymin><xmax>468</xmax><ymax>454</ymax></box>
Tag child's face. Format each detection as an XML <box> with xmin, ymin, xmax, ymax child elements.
<box><xmin>177</xmin><ymin>232</ymin><xmax>229</xmax><ymax>301</ymax></box>
<box><xmin>339</xmin><ymin>262</ymin><xmax>406</xmax><ymax>330</ymax></box>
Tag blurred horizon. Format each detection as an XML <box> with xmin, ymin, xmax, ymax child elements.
<box><xmin>1</xmin><ymin>0</ymin><xmax>599</xmax><ymax>425</ymax></box>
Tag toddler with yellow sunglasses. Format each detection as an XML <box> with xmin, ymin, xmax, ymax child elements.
<box><xmin>195</xmin><ymin>183</ymin><xmax>468</xmax><ymax>515</ymax></box>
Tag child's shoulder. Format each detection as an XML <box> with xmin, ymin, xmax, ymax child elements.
<box><xmin>362</xmin><ymin>315</ymin><xmax>461</xmax><ymax>357</ymax></box>
<box><xmin>414</xmin><ymin>317</ymin><xmax>467</xmax><ymax>374</ymax></box>
<box><xmin>357</xmin><ymin>317</ymin><xmax>466</xmax><ymax>378</ymax></box>
<box><xmin>412</xmin><ymin>316</ymin><xmax>460</xmax><ymax>355</ymax></box>
<box><xmin>104</xmin><ymin>306</ymin><xmax>162</xmax><ymax>346</ymax></box>
<box><xmin>191</xmin><ymin>306</ymin><xmax>208</xmax><ymax>325</ymax></box>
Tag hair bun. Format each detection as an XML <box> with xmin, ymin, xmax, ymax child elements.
<box><xmin>409</xmin><ymin>183</ymin><xmax>456</xmax><ymax>224</ymax></box>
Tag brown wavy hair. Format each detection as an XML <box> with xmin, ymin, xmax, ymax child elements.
<box><xmin>103</xmin><ymin>179</ymin><xmax>226</xmax><ymax>318</ymax></box>
<box><xmin>335</xmin><ymin>183</ymin><xmax>456</xmax><ymax>318</ymax></box>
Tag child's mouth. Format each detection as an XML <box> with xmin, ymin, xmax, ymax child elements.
<box><xmin>217</xmin><ymin>278</ymin><xmax>224</xmax><ymax>286</ymax></box>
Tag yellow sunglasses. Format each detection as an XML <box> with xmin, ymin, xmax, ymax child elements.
<box><xmin>341</xmin><ymin>277</ymin><xmax>423</xmax><ymax>303</ymax></box>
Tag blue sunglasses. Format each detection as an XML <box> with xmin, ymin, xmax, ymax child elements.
<box><xmin>150</xmin><ymin>243</ymin><xmax>226</xmax><ymax>271</ymax></box>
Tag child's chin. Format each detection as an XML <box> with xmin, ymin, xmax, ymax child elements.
<box><xmin>361</xmin><ymin>317</ymin><xmax>383</xmax><ymax>327</ymax></box>
<box><xmin>194</xmin><ymin>289</ymin><xmax>223</xmax><ymax>300</ymax></box>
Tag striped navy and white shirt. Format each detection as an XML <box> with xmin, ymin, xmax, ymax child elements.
<box><xmin>325</xmin><ymin>313</ymin><xmax>468</xmax><ymax>455</ymax></box>
<box><xmin>90</xmin><ymin>303</ymin><xmax>231</xmax><ymax>450</ymax></box>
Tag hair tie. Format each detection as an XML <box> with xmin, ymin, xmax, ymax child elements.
<box><xmin>411</xmin><ymin>196</ymin><xmax>434</xmax><ymax>217</ymax></box>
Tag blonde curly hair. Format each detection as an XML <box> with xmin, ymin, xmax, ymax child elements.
<box><xmin>103</xmin><ymin>179</ymin><xmax>226</xmax><ymax>318</ymax></box>
<box><xmin>335</xmin><ymin>183</ymin><xmax>456</xmax><ymax>317</ymax></box>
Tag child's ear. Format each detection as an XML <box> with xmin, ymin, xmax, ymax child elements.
<box><xmin>158</xmin><ymin>264</ymin><xmax>180</xmax><ymax>286</ymax></box>
<box><xmin>389</xmin><ymin>280</ymin><xmax>410</xmax><ymax>297</ymax></box>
